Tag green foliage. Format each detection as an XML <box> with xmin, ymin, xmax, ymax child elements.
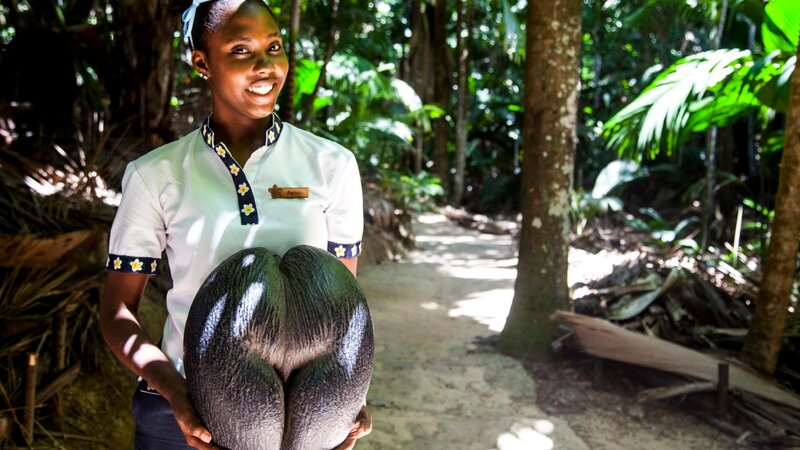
<box><xmin>628</xmin><ymin>208</ymin><xmax>701</xmax><ymax>250</ymax></box>
<box><xmin>376</xmin><ymin>170</ymin><xmax>444</xmax><ymax>212</ymax></box>
<box><xmin>289</xmin><ymin>48</ymin><xmax>449</xmax><ymax>211</ymax></box>
<box><xmin>762</xmin><ymin>0</ymin><xmax>800</xmax><ymax>53</ymax></box>
<box><xmin>571</xmin><ymin>160</ymin><xmax>645</xmax><ymax>234</ymax></box>
<box><xmin>603</xmin><ymin>0</ymin><xmax>800</xmax><ymax>162</ymax></box>
<box><xmin>743</xmin><ymin>197</ymin><xmax>774</xmax><ymax>221</ymax></box>
<box><xmin>293</xmin><ymin>54</ymin><xmax>438</xmax><ymax>173</ymax></box>
<box><xmin>576</xmin><ymin>0</ymin><xmax>717</xmax><ymax>184</ymax></box>
<box><xmin>747</xmin><ymin>53</ymin><xmax>796</xmax><ymax>112</ymax></box>
<box><xmin>571</xmin><ymin>190</ymin><xmax>622</xmax><ymax>235</ymax></box>
<box><xmin>604</xmin><ymin>49</ymin><xmax>763</xmax><ymax>160</ymax></box>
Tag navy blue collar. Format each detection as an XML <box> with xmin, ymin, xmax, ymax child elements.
<box><xmin>200</xmin><ymin>113</ymin><xmax>284</xmax><ymax>155</ymax></box>
<box><xmin>197</xmin><ymin>114</ymin><xmax>283</xmax><ymax>226</ymax></box>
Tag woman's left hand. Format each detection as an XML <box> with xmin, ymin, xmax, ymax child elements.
<box><xmin>334</xmin><ymin>405</ymin><xmax>372</xmax><ymax>450</ymax></box>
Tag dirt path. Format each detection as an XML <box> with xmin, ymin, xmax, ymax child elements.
<box><xmin>357</xmin><ymin>214</ymin><xmax>740</xmax><ymax>450</ymax></box>
<box><xmin>358</xmin><ymin>214</ymin><xmax>587</xmax><ymax>449</ymax></box>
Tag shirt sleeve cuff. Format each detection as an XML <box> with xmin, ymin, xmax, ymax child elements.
<box><xmin>327</xmin><ymin>241</ymin><xmax>361</xmax><ymax>259</ymax></box>
<box><xmin>106</xmin><ymin>254</ymin><xmax>161</xmax><ymax>274</ymax></box>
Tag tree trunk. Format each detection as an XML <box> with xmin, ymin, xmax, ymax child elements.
<box><xmin>742</xmin><ymin>41</ymin><xmax>800</xmax><ymax>376</ymax></box>
<box><xmin>281</xmin><ymin>0</ymin><xmax>301</xmax><ymax>121</ymax></box>
<box><xmin>407</xmin><ymin>0</ymin><xmax>434</xmax><ymax>174</ymax></box>
<box><xmin>301</xmin><ymin>0</ymin><xmax>340</xmax><ymax>124</ymax></box>
<box><xmin>700</xmin><ymin>0</ymin><xmax>728</xmax><ymax>251</ymax></box>
<box><xmin>497</xmin><ymin>0</ymin><xmax>582</xmax><ymax>359</ymax></box>
<box><xmin>453</xmin><ymin>0</ymin><xmax>471</xmax><ymax>206</ymax></box>
<box><xmin>408</xmin><ymin>0</ymin><xmax>434</xmax><ymax>102</ymax></box>
<box><xmin>432</xmin><ymin>0</ymin><xmax>450</xmax><ymax>196</ymax></box>
<box><xmin>110</xmin><ymin>0</ymin><xmax>177</xmax><ymax>148</ymax></box>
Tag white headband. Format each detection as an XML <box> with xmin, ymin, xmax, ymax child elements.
<box><xmin>181</xmin><ymin>0</ymin><xmax>272</xmax><ymax>49</ymax></box>
<box><xmin>181</xmin><ymin>0</ymin><xmax>215</xmax><ymax>49</ymax></box>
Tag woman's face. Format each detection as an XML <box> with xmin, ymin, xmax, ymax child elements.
<box><xmin>194</xmin><ymin>0</ymin><xmax>288</xmax><ymax>125</ymax></box>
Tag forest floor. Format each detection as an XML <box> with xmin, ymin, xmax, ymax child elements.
<box><xmin>57</xmin><ymin>213</ymin><xmax>750</xmax><ymax>449</ymax></box>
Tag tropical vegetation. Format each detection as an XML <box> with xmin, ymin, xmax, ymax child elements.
<box><xmin>1</xmin><ymin>0</ymin><xmax>800</xmax><ymax>445</ymax></box>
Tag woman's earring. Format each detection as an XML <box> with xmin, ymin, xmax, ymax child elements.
<box><xmin>199</xmin><ymin>73</ymin><xmax>208</xmax><ymax>80</ymax></box>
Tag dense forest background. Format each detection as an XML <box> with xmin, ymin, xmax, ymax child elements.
<box><xmin>3</xmin><ymin>0</ymin><xmax>797</xmax><ymax>223</ymax></box>
<box><xmin>1</xmin><ymin>0</ymin><xmax>799</xmax><ymax>447</ymax></box>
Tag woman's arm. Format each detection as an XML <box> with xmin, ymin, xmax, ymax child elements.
<box><xmin>99</xmin><ymin>271</ymin><xmax>217</xmax><ymax>450</ymax></box>
<box><xmin>340</xmin><ymin>257</ymin><xmax>358</xmax><ymax>277</ymax></box>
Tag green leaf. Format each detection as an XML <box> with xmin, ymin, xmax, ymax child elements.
<box><xmin>312</xmin><ymin>96</ymin><xmax>332</xmax><ymax>114</ymax></box>
<box><xmin>591</xmin><ymin>160</ymin><xmax>643</xmax><ymax>198</ymax></box>
<box><xmin>424</xmin><ymin>104</ymin><xmax>446</xmax><ymax>119</ymax></box>
<box><xmin>754</xmin><ymin>56</ymin><xmax>796</xmax><ymax>111</ymax></box>
<box><xmin>743</xmin><ymin>197</ymin><xmax>775</xmax><ymax>219</ymax></box>
<box><xmin>762</xmin><ymin>130</ymin><xmax>785</xmax><ymax>154</ymax></box>
<box><xmin>762</xmin><ymin>0</ymin><xmax>800</xmax><ymax>53</ymax></box>
<box><xmin>293</xmin><ymin>58</ymin><xmax>322</xmax><ymax>109</ymax></box>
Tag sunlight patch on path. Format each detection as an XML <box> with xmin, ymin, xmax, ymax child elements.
<box><xmin>448</xmin><ymin>289</ymin><xmax>513</xmax><ymax>332</ymax></box>
<box><xmin>495</xmin><ymin>420</ymin><xmax>558</xmax><ymax>450</ymax></box>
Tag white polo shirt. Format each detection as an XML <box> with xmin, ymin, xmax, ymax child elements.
<box><xmin>106</xmin><ymin>114</ymin><xmax>363</xmax><ymax>373</ymax></box>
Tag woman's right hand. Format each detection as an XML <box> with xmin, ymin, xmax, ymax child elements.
<box><xmin>100</xmin><ymin>272</ymin><xmax>218</xmax><ymax>449</ymax></box>
<box><xmin>164</xmin><ymin>382</ymin><xmax>219</xmax><ymax>450</ymax></box>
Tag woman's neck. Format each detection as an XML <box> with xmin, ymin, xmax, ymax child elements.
<box><xmin>209</xmin><ymin>114</ymin><xmax>273</xmax><ymax>163</ymax></box>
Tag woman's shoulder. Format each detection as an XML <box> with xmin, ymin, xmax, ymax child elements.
<box><xmin>129</xmin><ymin>129</ymin><xmax>201</xmax><ymax>174</ymax></box>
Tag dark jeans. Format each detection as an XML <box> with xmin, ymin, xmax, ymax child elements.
<box><xmin>131</xmin><ymin>380</ymin><xmax>194</xmax><ymax>450</ymax></box>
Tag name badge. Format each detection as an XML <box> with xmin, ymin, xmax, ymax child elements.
<box><xmin>268</xmin><ymin>185</ymin><xmax>309</xmax><ymax>199</ymax></box>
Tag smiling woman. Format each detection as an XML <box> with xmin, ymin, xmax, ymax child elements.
<box><xmin>189</xmin><ymin>0</ymin><xmax>287</xmax><ymax>163</ymax></box>
<box><xmin>97</xmin><ymin>0</ymin><xmax>370</xmax><ymax>449</ymax></box>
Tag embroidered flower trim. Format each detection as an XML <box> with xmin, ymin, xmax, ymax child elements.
<box><xmin>105</xmin><ymin>254</ymin><xmax>160</xmax><ymax>274</ymax></box>
<box><xmin>327</xmin><ymin>241</ymin><xmax>362</xmax><ymax>259</ymax></box>
<box><xmin>200</xmin><ymin>114</ymin><xmax>283</xmax><ymax>226</ymax></box>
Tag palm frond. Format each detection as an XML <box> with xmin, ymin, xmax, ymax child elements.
<box><xmin>604</xmin><ymin>49</ymin><xmax>758</xmax><ymax>161</ymax></box>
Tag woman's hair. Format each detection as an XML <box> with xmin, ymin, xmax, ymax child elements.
<box><xmin>170</xmin><ymin>0</ymin><xmax>278</xmax><ymax>51</ymax></box>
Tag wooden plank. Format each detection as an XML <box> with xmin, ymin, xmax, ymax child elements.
<box><xmin>552</xmin><ymin>311</ymin><xmax>800</xmax><ymax>410</ymax></box>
